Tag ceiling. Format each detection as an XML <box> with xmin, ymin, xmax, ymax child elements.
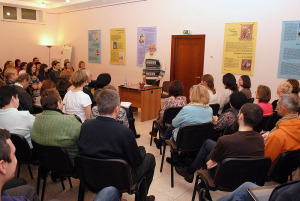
<box><xmin>0</xmin><ymin>0</ymin><xmax>146</xmax><ymax>13</ymax></box>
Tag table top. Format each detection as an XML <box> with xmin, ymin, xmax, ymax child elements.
<box><xmin>119</xmin><ymin>84</ymin><xmax>161</xmax><ymax>91</ymax></box>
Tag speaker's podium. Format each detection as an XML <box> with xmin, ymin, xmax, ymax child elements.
<box><xmin>118</xmin><ymin>85</ymin><xmax>161</xmax><ymax>122</ymax></box>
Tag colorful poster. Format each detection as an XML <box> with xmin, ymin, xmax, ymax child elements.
<box><xmin>88</xmin><ymin>30</ymin><xmax>101</xmax><ymax>63</ymax></box>
<box><xmin>278</xmin><ymin>21</ymin><xmax>300</xmax><ymax>79</ymax></box>
<box><xmin>221</xmin><ymin>22</ymin><xmax>258</xmax><ymax>75</ymax></box>
<box><xmin>110</xmin><ymin>28</ymin><xmax>126</xmax><ymax>65</ymax></box>
<box><xmin>137</xmin><ymin>26</ymin><xmax>157</xmax><ymax>67</ymax></box>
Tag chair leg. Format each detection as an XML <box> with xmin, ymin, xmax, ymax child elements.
<box><xmin>28</xmin><ymin>164</ymin><xmax>33</xmax><ymax>179</ymax></box>
<box><xmin>37</xmin><ymin>167</ymin><xmax>42</xmax><ymax>195</ymax></box>
<box><xmin>150</xmin><ymin>121</ymin><xmax>155</xmax><ymax>146</ymax></box>
<box><xmin>60</xmin><ymin>177</ymin><xmax>65</xmax><ymax>190</ymax></box>
<box><xmin>41</xmin><ymin>175</ymin><xmax>47</xmax><ymax>201</ymax></box>
<box><xmin>171</xmin><ymin>155</ymin><xmax>174</xmax><ymax>188</ymax></box>
<box><xmin>68</xmin><ymin>177</ymin><xmax>73</xmax><ymax>188</ymax></box>
<box><xmin>17</xmin><ymin>163</ymin><xmax>21</xmax><ymax>178</ymax></box>
<box><xmin>192</xmin><ymin>174</ymin><xmax>200</xmax><ymax>201</ymax></box>
<box><xmin>160</xmin><ymin>143</ymin><xmax>166</xmax><ymax>172</ymax></box>
<box><xmin>78</xmin><ymin>181</ymin><xmax>85</xmax><ymax>201</ymax></box>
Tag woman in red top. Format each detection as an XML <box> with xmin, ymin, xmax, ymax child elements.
<box><xmin>256</xmin><ymin>85</ymin><xmax>273</xmax><ymax>116</ymax></box>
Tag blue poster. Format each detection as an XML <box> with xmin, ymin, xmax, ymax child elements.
<box><xmin>137</xmin><ymin>27</ymin><xmax>157</xmax><ymax>67</ymax></box>
<box><xmin>88</xmin><ymin>30</ymin><xmax>101</xmax><ymax>63</ymax></box>
<box><xmin>278</xmin><ymin>21</ymin><xmax>300</xmax><ymax>79</ymax></box>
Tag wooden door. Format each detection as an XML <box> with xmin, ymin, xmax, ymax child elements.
<box><xmin>170</xmin><ymin>35</ymin><xmax>206</xmax><ymax>100</ymax></box>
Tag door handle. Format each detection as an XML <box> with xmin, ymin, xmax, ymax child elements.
<box><xmin>195</xmin><ymin>76</ymin><xmax>200</xmax><ymax>79</ymax></box>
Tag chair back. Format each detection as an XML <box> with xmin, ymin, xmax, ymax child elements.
<box><xmin>264</xmin><ymin>112</ymin><xmax>280</xmax><ymax>131</ymax></box>
<box><xmin>268</xmin><ymin>149</ymin><xmax>300</xmax><ymax>183</ymax></box>
<box><xmin>214</xmin><ymin>157</ymin><xmax>271</xmax><ymax>191</ymax></box>
<box><xmin>32</xmin><ymin>141</ymin><xmax>74</xmax><ymax>176</ymax></box>
<box><xmin>11</xmin><ymin>134</ymin><xmax>32</xmax><ymax>162</ymax></box>
<box><xmin>221</xmin><ymin>103</ymin><xmax>231</xmax><ymax>114</ymax></box>
<box><xmin>209</xmin><ymin>104</ymin><xmax>220</xmax><ymax>116</ymax></box>
<box><xmin>161</xmin><ymin>81</ymin><xmax>172</xmax><ymax>98</ymax></box>
<box><xmin>253</xmin><ymin>115</ymin><xmax>273</xmax><ymax>132</ymax></box>
<box><xmin>176</xmin><ymin>122</ymin><xmax>214</xmax><ymax>152</ymax></box>
<box><xmin>75</xmin><ymin>155</ymin><xmax>133</xmax><ymax>193</ymax></box>
<box><xmin>162</xmin><ymin>107</ymin><xmax>182</xmax><ymax>125</ymax></box>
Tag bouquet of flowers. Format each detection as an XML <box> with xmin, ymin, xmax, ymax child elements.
<box><xmin>139</xmin><ymin>81</ymin><xmax>146</xmax><ymax>89</ymax></box>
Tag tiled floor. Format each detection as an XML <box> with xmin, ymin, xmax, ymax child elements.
<box><xmin>18</xmin><ymin>110</ymin><xmax>300</xmax><ymax>201</ymax></box>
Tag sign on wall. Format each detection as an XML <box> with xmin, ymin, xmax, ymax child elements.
<box><xmin>88</xmin><ymin>30</ymin><xmax>101</xmax><ymax>64</ymax></box>
<box><xmin>137</xmin><ymin>26</ymin><xmax>157</xmax><ymax>67</ymax></box>
<box><xmin>110</xmin><ymin>28</ymin><xmax>126</xmax><ymax>65</ymax></box>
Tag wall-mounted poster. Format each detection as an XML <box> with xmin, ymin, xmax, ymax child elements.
<box><xmin>221</xmin><ymin>22</ymin><xmax>258</xmax><ymax>75</ymax></box>
<box><xmin>278</xmin><ymin>21</ymin><xmax>300</xmax><ymax>80</ymax></box>
<box><xmin>88</xmin><ymin>30</ymin><xmax>101</xmax><ymax>63</ymax></box>
<box><xmin>110</xmin><ymin>28</ymin><xmax>126</xmax><ymax>65</ymax></box>
<box><xmin>137</xmin><ymin>26</ymin><xmax>157</xmax><ymax>67</ymax></box>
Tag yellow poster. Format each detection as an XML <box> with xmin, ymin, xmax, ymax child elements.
<box><xmin>110</xmin><ymin>28</ymin><xmax>126</xmax><ymax>65</ymax></box>
<box><xmin>222</xmin><ymin>22</ymin><xmax>258</xmax><ymax>75</ymax></box>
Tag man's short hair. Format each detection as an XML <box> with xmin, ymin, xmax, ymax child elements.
<box><xmin>4</xmin><ymin>68</ymin><xmax>17</xmax><ymax>80</ymax></box>
<box><xmin>41</xmin><ymin>88</ymin><xmax>61</xmax><ymax>110</ymax></box>
<box><xmin>96</xmin><ymin>89</ymin><xmax>120</xmax><ymax>115</ymax></box>
<box><xmin>240</xmin><ymin>103</ymin><xmax>263</xmax><ymax>127</ymax></box>
<box><xmin>16</xmin><ymin>73</ymin><xmax>30</xmax><ymax>83</ymax></box>
<box><xmin>0</xmin><ymin>129</ymin><xmax>12</xmax><ymax>163</ymax></box>
<box><xmin>71</xmin><ymin>70</ymin><xmax>87</xmax><ymax>88</ymax></box>
<box><xmin>33</xmin><ymin>57</ymin><xmax>38</xmax><ymax>62</ymax></box>
<box><xmin>279</xmin><ymin>93</ymin><xmax>300</xmax><ymax>112</ymax></box>
<box><xmin>0</xmin><ymin>85</ymin><xmax>18</xmax><ymax>108</ymax></box>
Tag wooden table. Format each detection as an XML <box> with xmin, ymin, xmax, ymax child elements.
<box><xmin>118</xmin><ymin>85</ymin><xmax>161</xmax><ymax>122</ymax></box>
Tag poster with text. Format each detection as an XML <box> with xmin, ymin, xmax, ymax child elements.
<box><xmin>88</xmin><ymin>30</ymin><xmax>101</xmax><ymax>63</ymax></box>
<box><xmin>137</xmin><ymin>26</ymin><xmax>157</xmax><ymax>67</ymax></box>
<box><xmin>221</xmin><ymin>22</ymin><xmax>258</xmax><ymax>75</ymax></box>
<box><xmin>110</xmin><ymin>28</ymin><xmax>126</xmax><ymax>65</ymax></box>
<box><xmin>277</xmin><ymin>21</ymin><xmax>300</xmax><ymax>79</ymax></box>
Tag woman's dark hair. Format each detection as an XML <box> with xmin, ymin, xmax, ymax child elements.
<box><xmin>223</xmin><ymin>73</ymin><xmax>238</xmax><ymax>92</ymax></box>
<box><xmin>20</xmin><ymin>62</ymin><xmax>27</xmax><ymax>70</ymax></box>
<box><xmin>169</xmin><ymin>80</ymin><xmax>184</xmax><ymax>97</ymax></box>
<box><xmin>287</xmin><ymin>79</ymin><xmax>300</xmax><ymax>95</ymax></box>
<box><xmin>257</xmin><ymin>85</ymin><xmax>271</xmax><ymax>103</ymax></box>
<box><xmin>26</xmin><ymin>62</ymin><xmax>36</xmax><ymax>76</ymax></box>
<box><xmin>40</xmin><ymin>80</ymin><xmax>56</xmax><ymax>95</ymax></box>
<box><xmin>39</xmin><ymin>64</ymin><xmax>48</xmax><ymax>76</ymax></box>
<box><xmin>240</xmin><ymin>75</ymin><xmax>251</xmax><ymax>89</ymax></box>
<box><xmin>15</xmin><ymin>59</ymin><xmax>20</xmax><ymax>67</ymax></box>
<box><xmin>96</xmin><ymin>73</ymin><xmax>111</xmax><ymax>89</ymax></box>
<box><xmin>41</xmin><ymin>88</ymin><xmax>61</xmax><ymax>110</ymax></box>
<box><xmin>202</xmin><ymin>74</ymin><xmax>216</xmax><ymax>94</ymax></box>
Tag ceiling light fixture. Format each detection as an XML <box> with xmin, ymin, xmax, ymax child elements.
<box><xmin>66</xmin><ymin>0</ymin><xmax>70</xmax><ymax>3</ymax></box>
<box><xmin>7</xmin><ymin>12</ymin><xmax>10</xmax><ymax>16</ymax></box>
<box><xmin>41</xmin><ymin>2</ymin><xmax>45</xmax><ymax>8</ymax></box>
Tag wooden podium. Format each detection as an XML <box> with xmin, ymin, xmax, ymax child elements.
<box><xmin>118</xmin><ymin>85</ymin><xmax>161</xmax><ymax>122</ymax></box>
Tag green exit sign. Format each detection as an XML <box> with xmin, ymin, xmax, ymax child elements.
<box><xmin>183</xmin><ymin>30</ymin><xmax>190</xmax><ymax>34</ymax></box>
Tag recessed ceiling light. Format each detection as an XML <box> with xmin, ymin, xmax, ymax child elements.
<box><xmin>66</xmin><ymin>0</ymin><xmax>70</xmax><ymax>3</ymax></box>
<box><xmin>6</xmin><ymin>12</ymin><xmax>10</xmax><ymax>16</ymax></box>
<box><xmin>41</xmin><ymin>2</ymin><xmax>45</xmax><ymax>8</ymax></box>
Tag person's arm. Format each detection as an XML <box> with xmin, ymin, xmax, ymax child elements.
<box><xmin>117</xmin><ymin>108</ymin><xmax>129</xmax><ymax>128</ymax></box>
<box><xmin>172</xmin><ymin>107</ymin><xmax>187</xmax><ymax>128</ymax></box>
<box><xmin>123</xmin><ymin>130</ymin><xmax>143</xmax><ymax>168</ymax></box>
<box><xmin>213</xmin><ymin>112</ymin><xmax>235</xmax><ymax>131</ymax></box>
<box><xmin>210</xmin><ymin>139</ymin><xmax>226</xmax><ymax>162</ymax></box>
<box><xmin>160</xmin><ymin>98</ymin><xmax>171</xmax><ymax>119</ymax></box>
<box><xmin>84</xmin><ymin>105</ymin><xmax>91</xmax><ymax>121</ymax></box>
<box><xmin>206</xmin><ymin>160</ymin><xmax>217</xmax><ymax>169</ymax></box>
<box><xmin>264</xmin><ymin>133</ymin><xmax>282</xmax><ymax>163</ymax></box>
<box><xmin>218</xmin><ymin>90</ymin><xmax>230</xmax><ymax>112</ymax></box>
<box><xmin>157</xmin><ymin>54</ymin><xmax>165</xmax><ymax>81</ymax></box>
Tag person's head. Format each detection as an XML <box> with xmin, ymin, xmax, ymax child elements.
<box><xmin>168</xmin><ymin>80</ymin><xmax>184</xmax><ymax>97</ymax></box>
<box><xmin>277</xmin><ymin>93</ymin><xmax>300</xmax><ymax>117</ymax></box>
<box><xmin>201</xmin><ymin>74</ymin><xmax>216</xmax><ymax>94</ymax></box>
<box><xmin>4</xmin><ymin>61</ymin><xmax>14</xmax><ymax>70</ymax></box>
<box><xmin>287</xmin><ymin>79</ymin><xmax>300</xmax><ymax>96</ymax></box>
<box><xmin>229</xmin><ymin>92</ymin><xmax>248</xmax><ymax>109</ymax></box>
<box><xmin>39</xmin><ymin>64</ymin><xmax>49</xmax><ymax>75</ymax></box>
<box><xmin>53</xmin><ymin>61</ymin><xmax>61</xmax><ymax>70</ymax></box>
<box><xmin>0</xmin><ymin>86</ymin><xmax>19</xmax><ymax>109</ymax></box>
<box><xmin>33</xmin><ymin>57</ymin><xmax>39</xmax><ymax>63</ymax></box>
<box><xmin>35</xmin><ymin>62</ymin><xmax>41</xmax><ymax>70</ymax></box>
<box><xmin>223</xmin><ymin>73</ymin><xmax>238</xmax><ymax>92</ymax></box>
<box><xmin>64</xmin><ymin>59</ymin><xmax>70</xmax><ymax>64</ymax></box>
<box><xmin>103</xmin><ymin>85</ymin><xmax>117</xmax><ymax>91</ymax></box>
<box><xmin>26</xmin><ymin>62</ymin><xmax>37</xmax><ymax>76</ymax></box>
<box><xmin>96</xmin><ymin>89</ymin><xmax>120</xmax><ymax>117</ymax></box>
<box><xmin>4</xmin><ymin>68</ymin><xmax>18</xmax><ymax>81</ymax></box>
<box><xmin>277</xmin><ymin>81</ymin><xmax>293</xmax><ymax>96</ymax></box>
<box><xmin>239</xmin><ymin>103</ymin><xmax>263</xmax><ymax>127</ymax></box>
<box><xmin>189</xmin><ymin>84</ymin><xmax>210</xmax><ymax>104</ymax></box>
<box><xmin>40</xmin><ymin>80</ymin><xmax>56</xmax><ymax>95</ymax></box>
<box><xmin>71</xmin><ymin>70</ymin><xmax>87</xmax><ymax>88</ymax></box>
<box><xmin>238</xmin><ymin>75</ymin><xmax>251</xmax><ymax>89</ymax></box>
<box><xmin>96</xmin><ymin>73</ymin><xmax>111</xmax><ymax>89</ymax></box>
<box><xmin>41</xmin><ymin>88</ymin><xmax>63</xmax><ymax>110</ymax></box>
<box><xmin>79</xmin><ymin>61</ymin><xmax>85</xmax><ymax>69</ymax></box>
<box><xmin>64</xmin><ymin>62</ymin><xmax>71</xmax><ymax>70</ymax></box>
<box><xmin>60</xmin><ymin>71</ymin><xmax>72</xmax><ymax>82</ymax></box>
<box><xmin>20</xmin><ymin>62</ymin><xmax>27</xmax><ymax>70</ymax></box>
<box><xmin>51</xmin><ymin>60</ymin><xmax>57</xmax><ymax>67</ymax></box>
<box><xmin>0</xmin><ymin>129</ymin><xmax>17</xmax><ymax>184</ymax></box>
<box><xmin>15</xmin><ymin>73</ymin><xmax>31</xmax><ymax>89</ymax></box>
<box><xmin>14</xmin><ymin>59</ymin><xmax>21</xmax><ymax>67</ymax></box>
<box><xmin>149</xmin><ymin>44</ymin><xmax>156</xmax><ymax>55</ymax></box>
<box><xmin>256</xmin><ymin>85</ymin><xmax>271</xmax><ymax>103</ymax></box>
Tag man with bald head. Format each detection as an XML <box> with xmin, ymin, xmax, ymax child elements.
<box><xmin>143</xmin><ymin>44</ymin><xmax>165</xmax><ymax>86</ymax></box>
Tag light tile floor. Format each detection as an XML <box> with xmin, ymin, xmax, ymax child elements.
<box><xmin>18</xmin><ymin>110</ymin><xmax>300</xmax><ymax>201</ymax></box>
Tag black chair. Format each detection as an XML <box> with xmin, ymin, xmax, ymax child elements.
<box><xmin>161</xmin><ymin>81</ymin><xmax>171</xmax><ymax>98</ymax></box>
<box><xmin>268</xmin><ymin>149</ymin><xmax>300</xmax><ymax>184</ymax></box>
<box><xmin>11</xmin><ymin>134</ymin><xmax>36</xmax><ymax>179</ymax></box>
<box><xmin>221</xmin><ymin>102</ymin><xmax>231</xmax><ymax>114</ymax></box>
<box><xmin>192</xmin><ymin>157</ymin><xmax>272</xmax><ymax>201</ymax></box>
<box><xmin>75</xmin><ymin>155</ymin><xmax>147</xmax><ymax>201</ymax></box>
<box><xmin>209</xmin><ymin>104</ymin><xmax>220</xmax><ymax>116</ymax></box>
<box><xmin>160</xmin><ymin>122</ymin><xmax>214</xmax><ymax>187</ymax></box>
<box><xmin>32</xmin><ymin>141</ymin><xmax>75</xmax><ymax>201</ymax></box>
<box><xmin>253</xmin><ymin>115</ymin><xmax>273</xmax><ymax>132</ymax></box>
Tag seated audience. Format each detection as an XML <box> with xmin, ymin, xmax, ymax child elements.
<box><xmin>78</xmin><ymin>89</ymin><xmax>156</xmax><ymax>201</ymax></box>
<box><xmin>26</xmin><ymin>62</ymin><xmax>42</xmax><ymax>97</ymax></box>
<box><xmin>78</xmin><ymin>61</ymin><xmax>86</xmax><ymax>70</ymax></box>
<box><xmin>31</xmin><ymin>89</ymin><xmax>81</xmax><ymax>162</ymax></box>
<box><xmin>13</xmin><ymin>73</ymin><xmax>34</xmax><ymax>114</ymax></box>
<box><xmin>4</xmin><ymin>68</ymin><xmax>18</xmax><ymax>85</ymax></box>
<box><xmin>1</xmin><ymin>61</ymin><xmax>14</xmax><ymax>80</ymax></box>
<box><xmin>272</xmin><ymin>81</ymin><xmax>293</xmax><ymax>111</ymax></box>
<box><xmin>176</xmin><ymin>103</ymin><xmax>264</xmax><ymax>183</ymax></box>
<box><xmin>238</xmin><ymin>75</ymin><xmax>252</xmax><ymax>99</ymax></box>
<box><xmin>14</xmin><ymin>59</ymin><xmax>21</xmax><ymax>73</ymax></box>
<box><xmin>19</xmin><ymin>62</ymin><xmax>27</xmax><ymax>75</ymax></box>
<box><xmin>33</xmin><ymin>57</ymin><xmax>39</xmax><ymax>63</ymax></box>
<box><xmin>201</xmin><ymin>74</ymin><xmax>218</xmax><ymax>104</ymax></box>
<box><xmin>56</xmin><ymin>71</ymin><xmax>72</xmax><ymax>99</ymax></box>
<box><xmin>265</xmin><ymin>93</ymin><xmax>300</xmax><ymax>166</ymax></box>
<box><xmin>219</xmin><ymin>73</ymin><xmax>238</xmax><ymax>114</ymax></box>
<box><xmin>35</xmin><ymin>80</ymin><xmax>57</xmax><ymax>107</ymax></box>
<box><xmin>93</xmin><ymin>73</ymin><xmax>112</xmax><ymax>100</ymax></box>
<box><xmin>49</xmin><ymin>61</ymin><xmax>61</xmax><ymax>84</ymax></box>
<box><xmin>63</xmin><ymin>62</ymin><xmax>74</xmax><ymax>74</ymax></box>
<box><xmin>63</xmin><ymin>70</ymin><xmax>92</xmax><ymax>122</ymax></box>
<box><xmin>0</xmin><ymin>86</ymin><xmax>35</xmax><ymax>148</ymax></box>
<box><xmin>37</xmin><ymin>64</ymin><xmax>50</xmax><ymax>82</ymax></box>
<box><xmin>256</xmin><ymin>85</ymin><xmax>273</xmax><ymax>116</ymax></box>
<box><xmin>287</xmin><ymin>79</ymin><xmax>300</xmax><ymax>97</ymax></box>
<box><xmin>35</xmin><ymin>62</ymin><xmax>41</xmax><ymax>75</ymax></box>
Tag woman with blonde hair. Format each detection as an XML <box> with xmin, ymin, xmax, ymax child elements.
<box><xmin>201</xmin><ymin>74</ymin><xmax>218</xmax><ymax>104</ymax></box>
<box><xmin>272</xmin><ymin>81</ymin><xmax>293</xmax><ymax>111</ymax></box>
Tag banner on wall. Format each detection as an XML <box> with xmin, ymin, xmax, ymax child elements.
<box><xmin>110</xmin><ymin>28</ymin><xmax>126</xmax><ymax>65</ymax></box>
<box><xmin>221</xmin><ymin>22</ymin><xmax>258</xmax><ymax>75</ymax></box>
<box><xmin>277</xmin><ymin>21</ymin><xmax>300</xmax><ymax>80</ymax></box>
<box><xmin>88</xmin><ymin>30</ymin><xmax>101</xmax><ymax>64</ymax></box>
<box><xmin>137</xmin><ymin>26</ymin><xmax>157</xmax><ymax>67</ymax></box>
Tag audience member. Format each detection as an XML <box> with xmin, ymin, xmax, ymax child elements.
<box><xmin>63</xmin><ymin>70</ymin><xmax>92</xmax><ymax>122</ymax></box>
<box><xmin>19</xmin><ymin>62</ymin><xmax>27</xmax><ymax>75</ymax></box>
<box><xmin>14</xmin><ymin>59</ymin><xmax>21</xmax><ymax>73</ymax></box>
<box><xmin>56</xmin><ymin>71</ymin><xmax>72</xmax><ymax>100</ymax></box>
<box><xmin>78</xmin><ymin>61</ymin><xmax>85</xmax><ymax>70</ymax></box>
<box><xmin>0</xmin><ymin>86</ymin><xmax>35</xmax><ymax>148</ymax></box>
<box><xmin>272</xmin><ymin>81</ymin><xmax>293</xmax><ymax>111</ymax></box>
<box><xmin>35</xmin><ymin>62</ymin><xmax>41</xmax><ymax>75</ymax></box>
<box><xmin>238</xmin><ymin>75</ymin><xmax>252</xmax><ymax>99</ymax></box>
<box><xmin>176</xmin><ymin>103</ymin><xmax>264</xmax><ymax>183</ymax></box>
<box><xmin>26</xmin><ymin>62</ymin><xmax>42</xmax><ymax>97</ymax></box>
<box><xmin>287</xmin><ymin>79</ymin><xmax>300</xmax><ymax>97</ymax></box>
<box><xmin>49</xmin><ymin>61</ymin><xmax>61</xmax><ymax>84</ymax></box>
<box><xmin>63</xmin><ymin>62</ymin><xmax>74</xmax><ymax>74</ymax></box>
<box><xmin>37</xmin><ymin>64</ymin><xmax>50</xmax><ymax>82</ymax></box>
<box><xmin>31</xmin><ymin>89</ymin><xmax>81</xmax><ymax>162</ymax></box>
<box><xmin>4</xmin><ymin>68</ymin><xmax>18</xmax><ymax>85</ymax></box>
<box><xmin>34</xmin><ymin>80</ymin><xmax>57</xmax><ymax>107</ymax></box>
<box><xmin>201</xmin><ymin>74</ymin><xmax>218</xmax><ymax>104</ymax></box>
<box><xmin>32</xmin><ymin>57</ymin><xmax>39</xmax><ymax>63</ymax></box>
<box><xmin>256</xmin><ymin>85</ymin><xmax>273</xmax><ymax>116</ymax></box>
<box><xmin>219</xmin><ymin>73</ymin><xmax>238</xmax><ymax>114</ymax></box>
<box><xmin>1</xmin><ymin>61</ymin><xmax>14</xmax><ymax>80</ymax></box>
<box><xmin>93</xmin><ymin>73</ymin><xmax>111</xmax><ymax>99</ymax></box>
